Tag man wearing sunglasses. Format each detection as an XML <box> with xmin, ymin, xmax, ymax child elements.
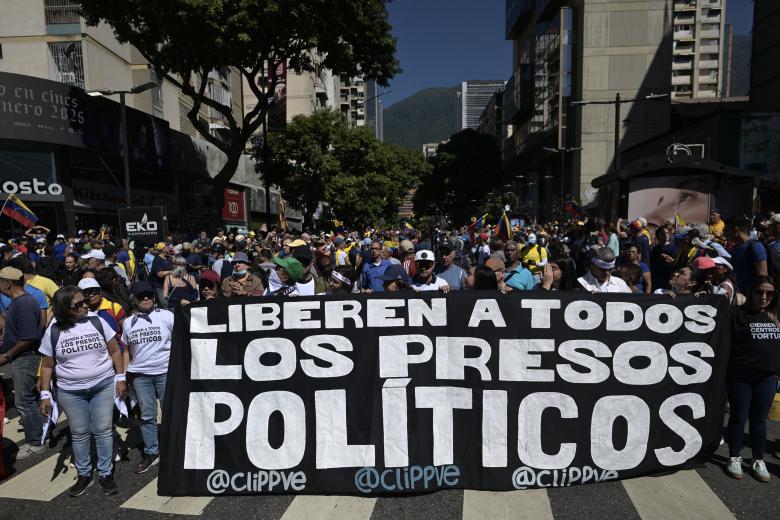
<box><xmin>577</xmin><ymin>247</ymin><xmax>631</xmax><ymax>293</ymax></box>
<box><xmin>78</xmin><ymin>278</ymin><xmax>127</xmax><ymax>340</ymax></box>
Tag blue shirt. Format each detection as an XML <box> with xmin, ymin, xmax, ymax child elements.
<box><xmin>362</xmin><ymin>259</ymin><xmax>391</xmax><ymax>292</ymax></box>
<box><xmin>0</xmin><ymin>285</ymin><xmax>48</xmax><ymax>313</ymax></box>
<box><xmin>730</xmin><ymin>240</ymin><xmax>768</xmax><ymax>293</ymax></box>
<box><xmin>2</xmin><ymin>293</ymin><xmax>42</xmax><ymax>353</ymax></box>
<box><xmin>632</xmin><ymin>234</ymin><xmax>651</xmax><ymax>265</ymax></box>
<box><xmin>504</xmin><ymin>266</ymin><xmax>534</xmax><ymax>291</ymax></box>
<box><xmin>53</xmin><ymin>243</ymin><xmax>68</xmax><ymax>262</ymax></box>
<box><xmin>435</xmin><ymin>264</ymin><xmax>468</xmax><ymax>290</ymax></box>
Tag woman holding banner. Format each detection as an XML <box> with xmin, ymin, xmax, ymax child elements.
<box><xmin>726</xmin><ymin>276</ymin><xmax>780</xmax><ymax>482</ymax></box>
<box><xmin>38</xmin><ymin>286</ymin><xmax>127</xmax><ymax>497</ymax></box>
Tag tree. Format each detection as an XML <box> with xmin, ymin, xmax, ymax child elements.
<box><xmin>412</xmin><ymin>129</ymin><xmax>503</xmax><ymax>225</ymax></box>
<box><xmin>79</xmin><ymin>0</ymin><xmax>398</xmax><ymax>225</ymax></box>
<box><xmin>260</xmin><ymin>111</ymin><xmax>429</xmax><ymax>229</ymax></box>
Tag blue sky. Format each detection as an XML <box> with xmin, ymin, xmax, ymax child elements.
<box><xmin>384</xmin><ymin>0</ymin><xmax>755</xmax><ymax>108</ymax></box>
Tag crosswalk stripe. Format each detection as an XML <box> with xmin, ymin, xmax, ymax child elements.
<box><xmin>280</xmin><ymin>495</ymin><xmax>378</xmax><ymax>520</ymax></box>
<box><xmin>621</xmin><ymin>470</ymin><xmax>736</xmax><ymax>520</ymax></box>
<box><xmin>120</xmin><ymin>477</ymin><xmax>213</xmax><ymax>516</ymax></box>
<box><xmin>3</xmin><ymin>417</ymin><xmax>25</xmax><ymax>444</ymax></box>
<box><xmin>0</xmin><ymin>452</ymin><xmax>76</xmax><ymax>501</ymax></box>
<box><xmin>463</xmin><ymin>489</ymin><xmax>554</xmax><ymax>520</ymax></box>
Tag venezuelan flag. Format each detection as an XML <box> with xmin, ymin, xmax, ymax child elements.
<box><xmin>2</xmin><ymin>194</ymin><xmax>38</xmax><ymax>228</ymax></box>
<box><xmin>495</xmin><ymin>210</ymin><xmax>511</xmax><ymax>241</ymax></box>
<box><xmin>675</xmin><ymin>210</ymin><xmax>685</xmax><ymax>229</ymax></box>
<box><xmin>404</xmin><ymin>222</ymin><xmax>414</xmax><ymax>230</ymax></box>
<box><xmin>467</xmin><ymin>213</ymin><xmax>488</xmax><ymax>231</ymax></box>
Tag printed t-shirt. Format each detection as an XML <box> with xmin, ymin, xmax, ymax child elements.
<box><xmin>39</xmin><ymin>315</ymin><xmax>117</xmax><ymax>390</ymax></box>
<box><xmin>122</xmin><ymin>309</ymin><xmax>174</xmax><ymax>375</ymax></box>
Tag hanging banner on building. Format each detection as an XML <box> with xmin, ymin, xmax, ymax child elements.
<box><xmin>222</xmin><ymin>186</ymin><xmax>247</xmax><ymax>222</ymax></box>
<box><xmin>267</xmin><ymin>60</ymin><xmax>287</xmax><ymax>132</ymax></box>
<box><xmin>159</xmin><ymin>293</ymin><xmax>730</xmax><ymax>496</ymax></box>
<box><xmin>119</xmin><ymin>206</ymin><xmax>166</xmax><ymax>243</ymax></box>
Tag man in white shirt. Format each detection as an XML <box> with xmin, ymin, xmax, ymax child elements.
<box><xmin>578</xmin><ymin>247</ymin><xmax>631</xmax><ymax>293</ymax></box>
<box><xmin>411</xmin><ymin>250</ymin><xmax>450</xmax><ymax>292</ymax></box>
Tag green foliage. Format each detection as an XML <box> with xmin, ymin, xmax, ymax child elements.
<box><xmin>78</xmin><ymin>0</ymin><xmax>399</xmax><ymax>223</ymax></box>
<box><xmin>383</xmin><ymin>86</ymin><xmax>459</xmax><ymax>150</ymax></box>
<box><xmin>259</xmin><ymin>110</ymin><xmax>430</xmax><ymax>228</ymax></box>
<box><xmin>413</xmin><ymin>129</ymin><xmax>504</xmax><ymax>225</ymax></box>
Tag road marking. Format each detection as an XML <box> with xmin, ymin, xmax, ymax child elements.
<box><xmin>463</xmin><ymin>489</ymin><xmax>554</xmax><ymax>520</ymax></box>
<box><xmin>622</xmin><ymin>470</ymin><xmax>736</xmax><ymax>520</ymax></box>
<box><xmin>2</xmin><ymin>416</ymin><xmax>25</xmax><ymax>444</ymax></box>
<box><xmin>0</xmin><ymin>452</ymin><xmax>77</xmax><ymax>501</ymax></box>
<box><xmin>120</xmin><ymin>477</ymin><xmax>213</xmax><ymax>516</ymax></box>
<box><xmin>281</xmin><ymin>495</ymin><xmax>377</xmax><ymax>520</ymax></box>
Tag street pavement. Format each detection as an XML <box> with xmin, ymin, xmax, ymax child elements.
<box><xmin>0</xmin><ymin>408</ymin><xmax>777</xmax><ymax>520</ymax></box>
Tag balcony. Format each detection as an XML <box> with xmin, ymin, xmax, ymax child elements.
<box><xmin>673</xmin><ymin>59</ymin><xmax>693</xmax><ymax>70</ymax></box>
<box><xmin>697</xmin><ymin>89</ymin><xmax>717</xmax><ymax>98</ymax></box>
<box><xmin>45</xmin><ymin>0</ymin><xmax>80</xmax><ymax>24</ymax></box>
<box><xmin>674</xmin><ymin>1</ymin><xmax>697</xmax><ymax>11</ymax></box>
<box><xmin>698</xmin><ymin>60</ymin><xmax>719</xmax><ymax>69</ymax></box>
<box><xmin>700</xmin><ymin>44</ymin><xmax>719</xmax><ymax>53</ymax></box>
<box><xmin>700</xmin><ymin>30</ymin><xmax>720</xmax><ymax>39</ymax></box>
<box><xmin>674</xmin><ymin>15</ymin><xmax>695</xmax><ymax>25</ymax></box>
<box><xmin>672</xmin><ymin>75</ymin><xmax>692</xmax><ymax>86</ymax></box>
<box><xmin>699</xmin><ymin>73</ymin><xmax>718</xmax><ymax>84</ymax></box>
<box><xmin>674</xmin><ymin>43</ymin><xmax>695</xmax><ymax>55</ymax></box>
<box><xmin>674</xmin><ymin>30</ymin><xmax>695</xmax><ymax>41</ymax></box>
<box><xmin>701</xmin><ymin>14</ymin><xmax>721</xmax><ymax>23</ymax></box>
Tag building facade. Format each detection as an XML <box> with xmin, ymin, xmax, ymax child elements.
<box><xmin>671</xmin><ymin>0</ymin><xmax>726</xmax><ymax>99</ymax></box>
<box><xmin>365</xmin><ymin>79</ymin><xmax>384</xmax><ymax>141</ymax></box>
<box><xmin>0</xmin><ymin>0</ymin><xmax>295</xmax><ymax>234</ymax></box>
<box><xmin>458</xmin><ymin>80</ymin><xmax>506</xmax><ymax>131</ymax></box>
<box><xmin>749</xmin><ymin>0</ymin><xmax>780</xmax><ymax>113</ymax></box>
<box><xmin>503</xmin><ymin>0</ymin><xmax>672</xmax><ymax>215</ymax></box>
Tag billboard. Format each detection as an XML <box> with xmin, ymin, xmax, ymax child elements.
<box><xmin>222</xmin><ymin>186</ymin><xmax>247</xmax><ymax>223</ymax></box>
<box><xmin>119</xmin><ymin>206</ymin><xmax>167</xmax><ymax>244</ymax></box>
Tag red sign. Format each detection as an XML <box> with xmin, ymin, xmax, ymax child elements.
<box><xmin>222</xmin><ymin>187</ymin><xmax>246</xmax><ymax>222</ymax></box>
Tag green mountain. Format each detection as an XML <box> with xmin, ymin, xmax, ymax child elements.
<box><xmin>383</xmin><ymin>86</ymin><xmax>459</xmax><ymax>151</ymax></box>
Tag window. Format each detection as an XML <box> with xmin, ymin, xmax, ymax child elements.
<box><xmin>48</xmin><ymin>41</ymin><xmax>84</xmax><ymax>89</ymax></box>
<box><xmin>44</xmin><ymin>0</ymin><xmax>80</xmax><ymax>25</ymax></box>
<box><xmin>151</xmin><ymin>71</ymin><xmax>164</xmax><ymax>117</ymax></box>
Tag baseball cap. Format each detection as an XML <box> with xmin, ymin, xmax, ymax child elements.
<box><xmin>235</xmin><ymin>234</ymin><xmax>246</xmax><ymax>242</ymax></box>
<box><xmin>231</xmin><ymin>252</ymin><xmax>250</xmax><ymax>264</ymax></box>
<box><xmin>155</xmin><ymin>242</ymin><xmax>166</xmax><ymax>251</ymax></box>
<box><xmin>334</xmin><ymin>237</ymin><xmax>345</xmax><ymax>246</ymax></box>
<box><xmin>248</xmin><ymin>231</ymin><xmax>257</xmax><ymax>237</ymax></box>
<box><xmin>439</xmin><ymin>242</ymin><xmax>454</xmax><ymax>254</ymax></box>
<box><xmin>273</xmin><ymin>256</ymin><xmax>304</xmax><ymax>283</ymax></box>
<box><xmin>0</xmin><ymin>266</ymin><xmax>24</xmax><ymax>281</ymax></box>
<box><xmin>380</xmin><ymin>264</ymin><xmax>411</xmax><ymax>284</ymax></box>
<box><xmin>130</xmin><ymin>281</ymin><xmax>154</xmax><ymax>296</ymax></box>
<box><xmin>414</xmin><ymin>250</ymin><xmax>435</xmax><ymax>262</ymax></box>
<box><xmin>77</xmin><ymin>278</ymin><xmax>101</xmax><ymax>290</ymax></box>
<box><xmin>712</xmin><ymin>256</ymin><xmax>733</xmax><ymax>271</ymax></box>
<box><xmin>292</xmin><ymin>245</ymin><xmax>313</xmax><ymax>264</ymax></box>
<box><xmin>199</xmin><ymin>270</ymin><xmax>221</xmax><ymax>285</ymax></box>
<box><xmin>56</xmin><ymin>234</ymin><xmax>65</xmax><ymax>239</ymax></box>
<box><xmin>691</xmin><ymin>256</ymin><xmax>716</xmax><ymax>270</ymax></box>
<box><xmin>400</xmin><ymin>240</ymin><xmax>414</xmax><ymax>253</ymax></box>
<box><xmin>81</xmin><ymin>249</ymin><xmax>106</xmax><ymax>261</ymax></box>
<box><xmin>77</xmin><ymin>229</ymin><xmax>86</xmax><ymax>235</ymax></box>
<box><xmin>288</xmin><ymin>239</ymin><xmax>307</xmax><ymax>248</ymax></box>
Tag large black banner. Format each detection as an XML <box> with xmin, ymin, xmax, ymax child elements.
<box><xmin>159</xmin><ymin>292</ymin><xmax>730</xmax><ymax>496</ymax></box>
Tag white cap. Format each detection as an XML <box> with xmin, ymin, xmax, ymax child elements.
<box><xmin>712</xmin><ymin>256</ymin><xmax>733</xmax><ymax>271</ymax></box>
<box><xmin>709</xmin><ymin>241</ymin><xmax>731</xmax><ymax>259</ymax></box>
<box><xmin>527</xmin><ymin>233</ymin><xmax>537</xmax><ymax>244</ymax></box>
<box><xmin>56</xmin><ymin>234</ymin><xmax>65</xmax><ymax>239</ymax></box>
<box><xmin>414</xmin><ymin>249</ymin><xmax>435</xmax><ymax>261</ymax></box>
<box><xmin>81</xmin><ymin>249</ymin><xmax>106</xmax><ymax>261</ymax></box>
<box><xmin>77</xmin><ymin>278</ymin><xmax>101</xmax><ymax>290</ymax></box>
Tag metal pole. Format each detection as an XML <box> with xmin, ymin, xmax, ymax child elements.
<box><xmin>262</xmin><ymin>117</ymin><xmax>272</xmax><ymax>229</ymax></box>
<box><xmin>120</xmin><ymin>92</ymin><xmax>131</xmax><ymax>207</ymax></box>
<box><xmin>560</xmin><ymin>150</ymin><xmax>565</xmax><ymax>222</ymax></box>
<box><xmin>614</xmin><ymin>92</ymin><xmax>621</xmax><ymax>175</ymax></box>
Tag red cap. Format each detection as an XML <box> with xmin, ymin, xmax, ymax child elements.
<box><xmin>199</xmin><ymin>270</ymin><xmax>221</xmax><ymax>284</ymax></box>
<box><xmin>691</xmin><ymin>256</ymin><xmax>716</xmax><ymax>270</ymax></box>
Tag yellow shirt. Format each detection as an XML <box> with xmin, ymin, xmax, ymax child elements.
<box><xmin>27</xmin><ymin>274</ymin><xmax>59</xmax><ymax>304</ymax></box>
<box><xmin>710</xmin><ymin>220</ymin><xmax>725</xmax><ymax>238</ymax></box>
<box><xmin>521</xmin><ymin>244</ymin><xmax>548</xmax><ymax>275</ymax></box>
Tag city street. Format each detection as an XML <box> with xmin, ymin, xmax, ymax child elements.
<box><xmin>0</xmin><ymin>397</ymin><xmax>778</xmax><ymax>520</ymax></box>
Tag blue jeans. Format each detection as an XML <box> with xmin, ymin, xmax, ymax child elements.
<box><xmin>58</xmin><ymin>376</ymin><xmax>115</xmax><ymax>477</ymax></box>
<box><xmin>11</xmin><ymin>354</ymin><xmax>43</xmax><ymax>445</ymax></box>
<box><xmin>132</xmin><ymin>374</ymin><xmax>166</xmax><ymax>456</ymax></box>
<box><xmin>726</xmin><ymin>365</ymin><xmax>778</xmax><ymax>460</ymax></box>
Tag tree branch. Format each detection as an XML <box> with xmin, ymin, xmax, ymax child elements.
<box><xmin>183</xmin><ymin>70</ymin><xmax>230</xmax><ymax>155</ymax></box>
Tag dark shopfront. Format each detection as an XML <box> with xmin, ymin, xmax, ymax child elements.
<box><xmin>0</xmin><ymin>71</ymin><xmax>221</xmax><ymax>237</ymax></box>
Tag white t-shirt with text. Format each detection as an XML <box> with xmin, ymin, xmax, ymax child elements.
<box><xmin>122</xmin><ymin>309</ymin><xmax>175</xmax><ymax>375</ymax></box>
<box><xmin>39</xmin><ymin>315</ymin><xmax>117</xmax><ymax>391</ymax></box>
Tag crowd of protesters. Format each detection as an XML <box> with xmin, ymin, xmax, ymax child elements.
<box><xmin>0</xmin><ymin>208</ymin><xmax>778</xmax><ymax>495</ymax></box>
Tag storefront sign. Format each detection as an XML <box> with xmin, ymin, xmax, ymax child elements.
<box><xmin>119</xmin><ymin>206</ymin><xmax>166</xmax><ymax>243</ymax></box>
<box><xmin>222</xmin><ymin>186</ymin><xmax>247</xmax><ymax>222</ymax></box>
<box><xmin>159</xmin><ymin>293</ymin><xmax>729</xmax><ymax>496</ymax></box>
<box><xmin>72</xmin><ymin>179</ymin><xmax>178</xmax><ymax>214</ymax></box>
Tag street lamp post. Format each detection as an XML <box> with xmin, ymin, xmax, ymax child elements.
<box><xmin>87</xmin><ymin>81</ymin><xmax>158</xmax><ymax>207</ymax></box>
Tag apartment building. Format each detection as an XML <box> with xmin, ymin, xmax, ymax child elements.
<box><xmin>458</xmin><ymin>80</ymin><xmax>506</xmax><ymax>131</ymax></box>
<box><xmin>671</xmin><ymin>0</ymin><xmax>727</xmax><ymax>99</ymax></box>
<box><xmin>503</xmin><ymin>0</ymin><xmax>672</xmax><ymax>214</ymax></box>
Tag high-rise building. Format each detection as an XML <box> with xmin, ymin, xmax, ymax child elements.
<box><xmin>671</xmin><ymin>0</ymin><xmax>727</xmax><ymax>99</ymax></box>
<box><xmin>365</xmin><ymin>79</ymin><xmax>384</xmax><ymax>141</ymax></box>
<box><xmin>503</xmin><ymin>0</ymin><xmax>672</xmax><ymax>214</ymax></box>
<box><xmin>335</xmin><ymin>76</ymin><xmax>367</xmax><ymax>128</ymax></box>
<box><xmin>458</xmin><ymin>80</ymin><xmax>506</xmax><ymax>130</ymax></box>
<box><xmin>749</xmin><ymin>0</ymin><xmax>780</xmax><ymax>112</ymax></box>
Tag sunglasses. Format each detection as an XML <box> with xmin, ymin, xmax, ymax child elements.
<box><xmin>135</xmin><ymin>292</ymin><xmax>155</xmax><ymax>301</ymax></box>
<box><xmin>70</xmin><ymin>300</ymin><xmax>87</xmax><ymax>309</ymax></box>
<box><xmin>754</xmin><ymin>289</ymin><xmax>775</xmax><ymax>297</ymax></box>
<box><xmin>417</xmin><ymin>261</ymin><xmax>434</xmax><ymax>268</ymax></box>
<box><xmin>83</xmin><ymin>288</ymin><xmax>101</xmax><ymax>297</ymax></box>
<box><xmin>199</xmin><ymin>281</ymin><xmax>216</xmax><ymax>290</ymax></box>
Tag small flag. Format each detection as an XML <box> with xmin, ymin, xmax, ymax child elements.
<box><xmin>467</xmin><ymin>213</ymin><xmax>488</xmax><ymax>231</ymax></box>
<box><xmin>278</xmin><ymin>196</ymin><xmax>287</xmax><ymax>231</ymax></box>
<box><xmin>496</xmin><ymin>211</ymin><xmax>511</xmax><ymax>241</ymax></box>
<box><xmin>1</xmin><ymin>194</ymin><xmax>38</xmax><ymax>228</ymax></box>
<box><xmin>404</xmin><ymin>222</ymin><xmax>414</xmax><ymax>230</ymax></box>
<box><xmin>675</xmin><ymin>210</ymin><xmax>685</xmax><ymax>229</ymax></box>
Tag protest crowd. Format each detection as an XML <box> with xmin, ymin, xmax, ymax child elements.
<box><xmin>0</xmin><ymin>208</ymin><xmax>778</xmax><ymax>496</ymax></box>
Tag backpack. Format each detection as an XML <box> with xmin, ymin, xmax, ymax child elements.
<box><xmin>49</xmin><ymin>315</ymin><xmax>104</xmax><ymax>355</ymax></box>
